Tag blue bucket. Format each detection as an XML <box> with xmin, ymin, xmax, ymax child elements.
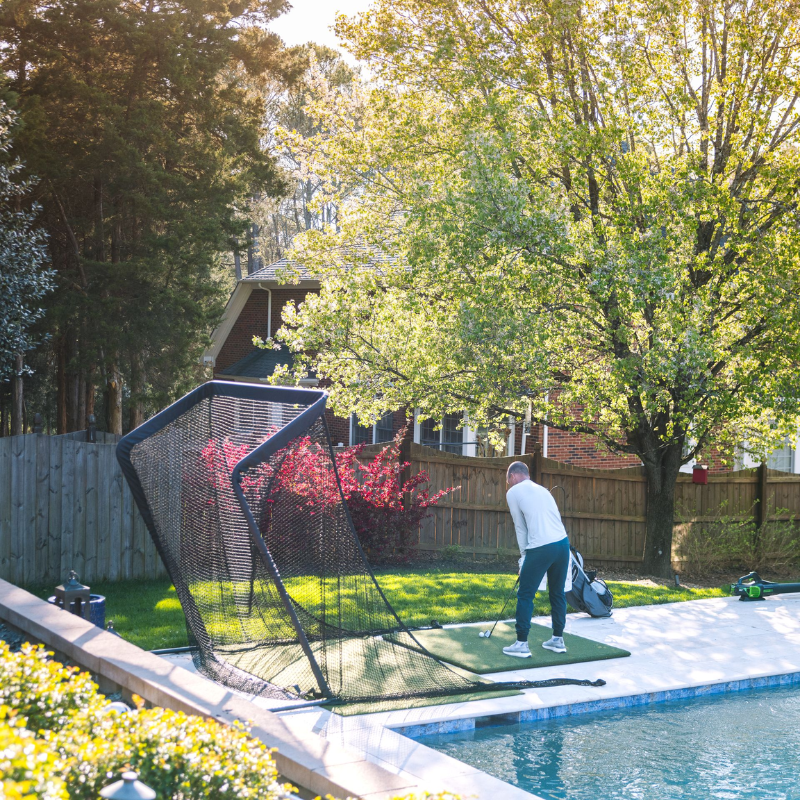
<box><xmin>47</xmin><ymin>594</ymin><xmax>106</xmax><ymax>629</ymax></box>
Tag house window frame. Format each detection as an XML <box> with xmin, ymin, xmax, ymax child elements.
<box><xmin>349</xmin><ymin>411</ymin><xmax>395</xmax><ymax>446</ymax></box>
<box><xmin>413</xmin><ymin>410</ymin><xmax>514</xmax><ymax>457</ymax></box>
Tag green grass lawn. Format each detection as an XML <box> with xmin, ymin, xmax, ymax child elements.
<box><xmin>34</xmin><ymin>567</ymin><xmax>727</xmax><ymax>652</ymax></box>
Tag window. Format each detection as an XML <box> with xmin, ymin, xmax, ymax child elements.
<box><xmin>350</xmin><ymin>411</ymin><xmax>395</xmax><ymax>445</ymax></box>
<box><xmin>767</xmin><ymin>438</ymin><xmax>794</xmax><ymax>472</ymax></box>
<box><xmin>442</xmin><ymin>412</ymin><xmax>463</xmax><ymax>454</ymax></box>
<box><xmin>350</xmin><ymin>414</ymin><xmax>372</xmax><ymax>445</ymax></box>
<box><xmin>420</xmin><ymin>418</ymin><xmax>439</xmax><ymax>448</ymax></box>
<box><xmin>417</xmin><ymin>412</ymin><xmax>465</xmax><ymax>454</ymax></box>
<box><xmin>375</xmin><ymin>411</ymin><xmax>394</xmax><ymax>443</ymax></box>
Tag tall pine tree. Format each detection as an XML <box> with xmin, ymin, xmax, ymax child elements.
<box><xmin>0</xmin><ymin>0</ymin><xmax>297</xmax><ymax>432</ymax></box>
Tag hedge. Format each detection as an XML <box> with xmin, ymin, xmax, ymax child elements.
<box><xmin>0</xmin><ymin>641</ymin><xmax>458</xmax><ymax>800</ymax></box>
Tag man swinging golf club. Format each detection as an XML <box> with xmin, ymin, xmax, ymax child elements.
<box><xmin>502</xmin><ymin>461</ymin><xmax>570</xmax><ymax>658</ymax></box>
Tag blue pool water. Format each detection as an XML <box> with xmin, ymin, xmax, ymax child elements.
<box><xmin>423</xmin><ymin>685</ymin><xmax>800</xmax><ymax>799</ymax></box>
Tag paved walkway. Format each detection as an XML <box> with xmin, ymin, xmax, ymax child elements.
<box><xmin>162</xmin><ymin>594</ymin><xmax>800</xmax><ymax>799</ymax></box>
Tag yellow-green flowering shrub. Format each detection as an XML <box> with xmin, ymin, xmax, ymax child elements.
<box><xmin>61</xmin><ymin>708</ymin><xmax>289</xmax><ymax>800</ymax></box>
<box><xmin>0</xmin><ymin>642</ymin><xmax>103</xmax><ymax>734</ymax></box>
<box><xmin>0</xmin><ymin>642</ymin><xmax>460</xmax><ymax>800</ymax></box>
<box><xmin>0</xmin><ymin>708</ymin><xmax>68</xmax><ymax>800</ymax></box>
<box><xmin>0</xmin><ymin>643</ymin><xmax>293</xmax><ymax>799</ymax></box>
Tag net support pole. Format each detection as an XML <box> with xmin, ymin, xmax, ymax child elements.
<box><xmin>231</xmin><ymin>470</ymin><xmax>332</xmax><ymax>700</ymax></box>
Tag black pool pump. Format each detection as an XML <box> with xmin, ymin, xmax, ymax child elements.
<box><xmin>731</xmin><ymin>572</ymin><xmax>800</xmax><ymax>601</ymax></box>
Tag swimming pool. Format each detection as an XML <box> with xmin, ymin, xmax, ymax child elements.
<box><xmin>423</xmin><ymin>684</ymin><xmax>800</xmax><ymax>800</ymax></box>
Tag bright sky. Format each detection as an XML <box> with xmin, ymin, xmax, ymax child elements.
<box><xmin>270</xmin><ymin>0</ymin><xmax>375</xmax><ymax>52</ymax></box>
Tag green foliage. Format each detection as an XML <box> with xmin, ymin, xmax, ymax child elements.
<box><xmin>0</xmin><ymin>708</ymin><xmax>68</xmax><ymax>800</ymax></box>
<box><xmin>677</xmin><ymin>510</ymin><xmax>800</xmax><ymax>577</ymax></box>
<box><xmin>440</xmin><ymin>545</ymin><xmax>463</xmax><ymax>561</ymax></box>
<box><xmin>0</xmin><ymin>0</ymin><xmax>297</xmax><ymax>429</ymax></box>
<box><xmin>0</xmin><ymin>642</ymin><xmax>103</xmax><ymax>734</ymax></box>
<box><xmin>0</xmin><ymin>642</ymin><xmax>294</xmax><ymax>799</ymax></box>
<box><xmin>0</xmin><ymin>103</ymin><xmax>53</xmax><ymax>384</ymax></box>
<box><xmin>274</xmin><ymin>0</ymin><xmax>800</xmax><ymax>574</ymax></box>
<box><xmin>0</xmin><ymin>642</ymin><xmax>459</xmax><ymax>800</ymax></box>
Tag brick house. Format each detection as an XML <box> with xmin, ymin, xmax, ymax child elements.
<box><xmin>204</xmin><ymin>259</ymin><xmax>799</xmax><ymax>473</ymax></box>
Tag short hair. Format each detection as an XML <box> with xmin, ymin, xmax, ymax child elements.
<box><xmin>506</xmin><ymin>461</ymin><xmax>530</xmax><ymax>479</ymax></box>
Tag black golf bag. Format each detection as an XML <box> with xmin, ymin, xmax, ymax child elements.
<box><xmin>566</xmin><ymin>549</ymin><xmax>613</xmax><ymax>617</ymax></box>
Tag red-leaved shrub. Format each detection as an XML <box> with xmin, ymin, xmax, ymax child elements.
<box><xmin>198</xmin><ymin>426</ymin><xmax>455</xmax><ymax>564</ymax></box>
<box><xmin>336</xmin><ymin>427</ymin><xmax>457</xmax><ymax>563</ymax></box>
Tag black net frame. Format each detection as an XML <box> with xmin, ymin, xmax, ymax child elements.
<box><xmin>117</xmin><ymin>381</ymin><xmax>603</xmax><ymax>706</ymax></box>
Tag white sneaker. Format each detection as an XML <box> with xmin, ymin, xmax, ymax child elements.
<box><xmin>542</xmin><ymin>636</ymin><xmax>567</xmax><ymax>653</ymax></box>
<box><xmin>502</xmin><ymin>640</ymin><xmax>531</xmax><ymax>658</ymax></box>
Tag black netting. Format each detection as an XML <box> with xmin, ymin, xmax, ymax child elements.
<box><xmin>119</xmin><ymin>383</ymin><xmax>603</xmax><ymax>706</ymax></box>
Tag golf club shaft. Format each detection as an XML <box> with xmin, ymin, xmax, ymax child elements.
<box><xmin>488</xmin><ymin>577</ymin><xmax>520</xmax><ymax>635</ymax></box>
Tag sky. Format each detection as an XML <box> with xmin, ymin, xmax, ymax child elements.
<box><xmin>270</xmin><ymin>0</ymin><xmax>375</xmax><ymax>52</ymax></box>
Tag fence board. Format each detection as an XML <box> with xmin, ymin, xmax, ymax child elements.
<box><xmin>0</xmin><ymin>439</ymin><xmax>12</xmax><ymax>579</ymax></box>
<box><xmin>10</xmin><ymin>437</ymin><xmax>25</xmax><ymax>584</ymax></box>
<box><xmin>71</xmin><ymin>441</ymin><xmax>87</xmax><ymax>579</ymax></box>
<box><xmin>48</xmin><ymin>437</ymin><xmax>63</xmax><ymax>584</ymax></box>
<box><xmin>35</xmin><ymin>435</ymin><xmax>50</xmax><ymax>584</ymax></box>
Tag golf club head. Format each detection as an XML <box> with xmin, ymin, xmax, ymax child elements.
<box><xmin>479</xmin><ymin>630</ymin><xmax>491</xmax><ymax>638</ymax></box>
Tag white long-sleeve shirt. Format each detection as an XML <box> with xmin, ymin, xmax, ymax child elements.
<box><xmin>506</xmin><ymin>479</ymin><xmax>568</xmax><ymax>556</ymax></box>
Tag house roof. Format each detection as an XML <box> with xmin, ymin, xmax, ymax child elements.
<box><xmin>218</xmin><ymin>347</ymin><xmax>295</xmax><ymax>379</ymax></box>
<box><xmin>241</xmin><ymin>247</ymin><xmax>395</xmax><ymax>284</ymax></box>
<box><xmin>242</xmin><ymin>258</ymin><xmax>313</xmax><ymax>283</ymax></box>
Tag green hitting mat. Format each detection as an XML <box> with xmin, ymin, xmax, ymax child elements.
<box><xmin>389</xmin><ymin>622</ymin><xmax>630</xmax><ymax>674</ymax></box>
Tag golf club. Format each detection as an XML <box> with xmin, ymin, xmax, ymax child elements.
<box><xmin>479</xmin><ymin>577</ymin><xmax>520</xmax><ymax>638</ymax></box>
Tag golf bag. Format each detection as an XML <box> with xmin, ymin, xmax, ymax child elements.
<box><xmin>565</xmin><ymin>549</ymin><xmax>613</xmax><ymax>617</ymax></box>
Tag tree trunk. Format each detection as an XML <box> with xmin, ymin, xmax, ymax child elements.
<box><xmin>641</xmin><ymin>448</ymin><xmax>682</xmax><ymax>577</ymax></box>
<box><xmin>85</xmin><ymin>366</ymin><xmax>96</xmax><ymax>420</ymax></box>
<box><xmin>56</xmin><ymin>337</ymin><xmax>68</xmax><ymax>434</ymax></box>
<box><xmin>106</xmin><ymin>363</ymin><xmax>123</xmax><ymax>435</ymax></box>
<box><xmin>11</xmin><ymin>353</ymin><xmax>24</xmax><ymax>436</ymax></box>
<box><xmin>77</xmin><ymin>370</ymin><xmax>87</xmax><ymax>432</ymax></box>
<box><xmin>232</xmin><ymin>241</ymin><xmax>242</xmax><ymax>281</ymax></box>
<box><xmin>128</xmin><ymin>353</ymin><xmax>144</xmax><ymax>431</ymax></box>
<box><xmin>66</xmin><ymin>332</ymin><xmax>80</xmax><ymax>432</ymax></box>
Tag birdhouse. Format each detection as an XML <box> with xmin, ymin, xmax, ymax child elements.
<box><xmin>692</xmin><ymin>465</ymin><xmax>709</xmax><ymax>485</ymax></box>
<box><xmin>53</xmin><ymin>570</ymin><xmax>91</xmax><ymax>618</ymax></box>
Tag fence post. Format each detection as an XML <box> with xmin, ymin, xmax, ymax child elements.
<box><xmin>531</xmin><ymin>445</ymin><xmax>542</xmax><ymax>486</ymax></box>
<box><xmin>87</xmin><ymin>414</ymin><xmax>96</xmax><ymax>444</ymax></box>
<box><xmin>757</xmin><ymin>461</ymin><xmax>769</xmax><ymax>527</ymax></box>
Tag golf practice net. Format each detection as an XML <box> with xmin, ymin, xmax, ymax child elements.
<box><xmin>117</xmin><ymin>381</ymin><xmax>603</xmax><ymax>705</ymax></box>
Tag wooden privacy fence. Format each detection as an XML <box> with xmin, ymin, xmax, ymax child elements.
<box><xmin>3</xmin><ymin>433</ymin><xmax>800</xmax><ymax>586</ymax></box>
<box><xmin>402</xmin><ymin>445</ymin><xmax>800</xmax><ymax>568</ymax></box>
<box><xmin>0</xmin><ymin>433</ymin><xmax>164</xmax><ymax>586</ymax></box>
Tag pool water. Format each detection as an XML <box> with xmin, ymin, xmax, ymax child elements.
<box><xmin>423</xmin><ymin>685</ymin><xmax>800</xmax><ymax>800</ymax></box>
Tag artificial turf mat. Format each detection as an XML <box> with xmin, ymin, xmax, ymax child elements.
<box><xmin>214</xmin><ymin>637</ymin><xmax>523</xmax><ymax>716</ymax></box>
<box><xmin>389</xmin><ymin>621</ymin><xmax>630</xmax><ymax>674</ymax></box>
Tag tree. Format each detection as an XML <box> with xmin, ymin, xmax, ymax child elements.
<box><xmin>273</xmin><ymin>0</ymin><xmax>800</xmax><ymax>576</ymax></box>
<box><xmin>253</xmin><ymin>44</ymin><xmax>355</xmax><ymax>266</ymax></box>
<box><xmin>0</xmin><ymin>102</ymin><xmax>52</xmax><ymax>435</ymax></box>
<box><xmin>0</xmin><ymin>0</ymin><xmax>296</xmax><ymax>433</ymax></box>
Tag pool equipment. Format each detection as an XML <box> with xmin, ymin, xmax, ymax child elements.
<box><xmin>731</xmin><ymin>572</ymin><xmax>800</xmax><ymax>601</ymax></box>
<box><xmin>117</xmin><ymin>381</ymin><xmax>606</xmax><ymax>706</ymax></box>
<box><xmin>479</xmin><ymin>578</ymin><xmax>520</xmax><ymax>638</ymax></box>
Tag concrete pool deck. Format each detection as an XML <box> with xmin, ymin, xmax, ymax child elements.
<box><xmin>162</xmin><ymin>593</ymin><xmax>800</xmax><ymax>799</ymax></box>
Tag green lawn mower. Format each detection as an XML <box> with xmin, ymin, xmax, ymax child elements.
<box><xmin>731</xmin><ymin>572</ymin><xmax>800</xmax><ymax>601</ymax></box>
